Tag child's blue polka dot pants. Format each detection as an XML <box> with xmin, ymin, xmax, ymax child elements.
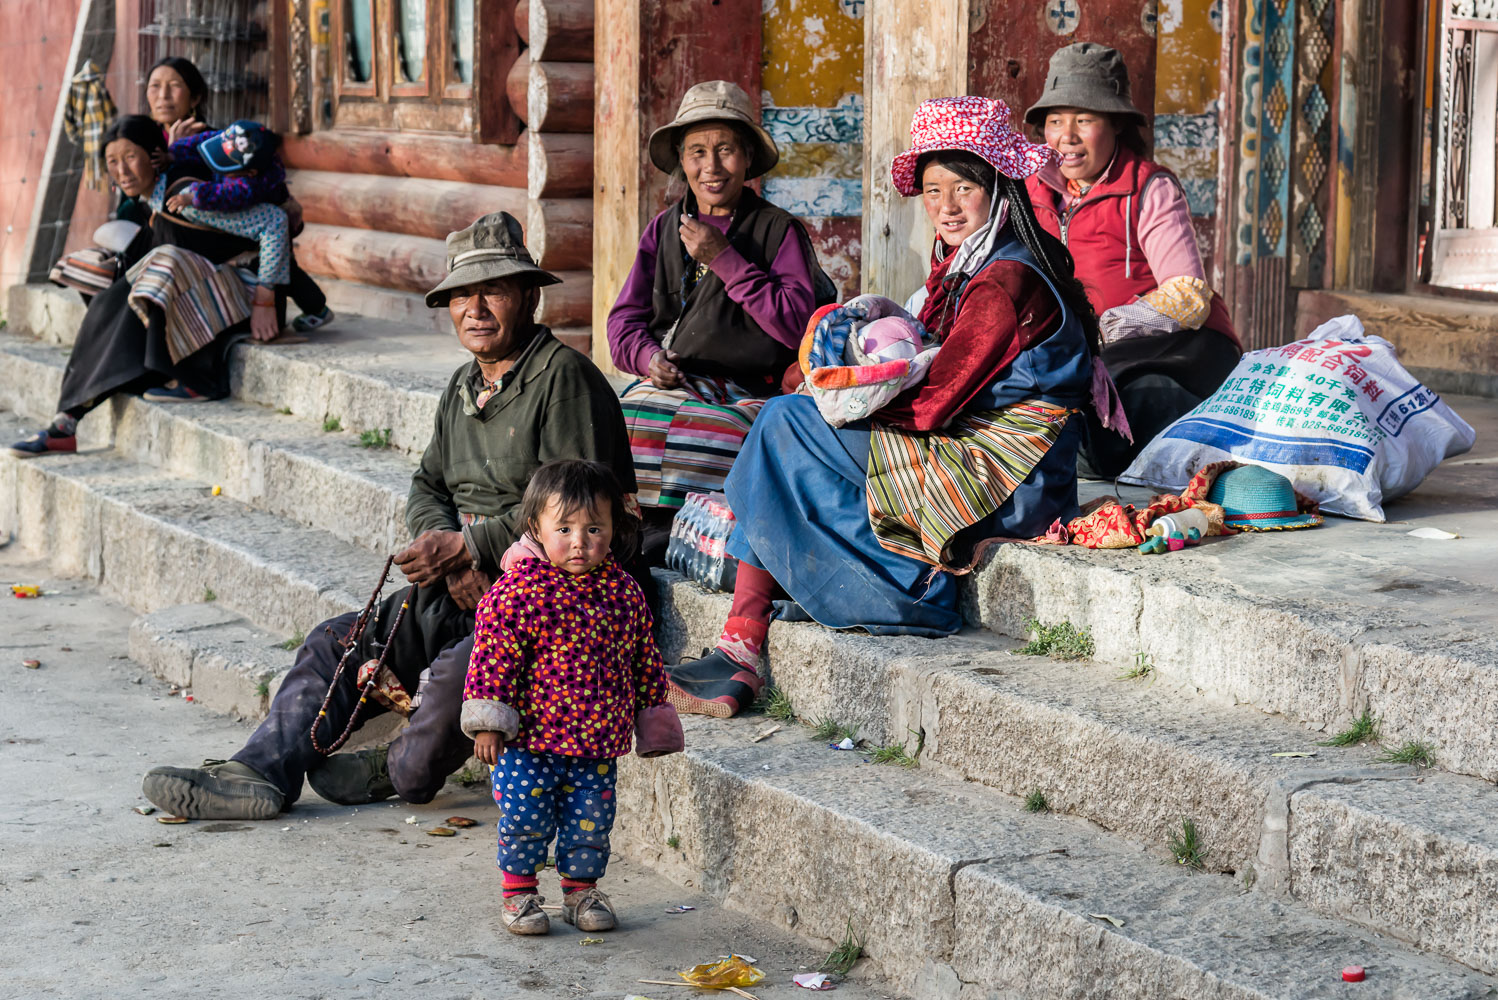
<box><xmin>491</xmin><ymin>748</ymin><xmax>618</xmax><ymax>879</ymax></box>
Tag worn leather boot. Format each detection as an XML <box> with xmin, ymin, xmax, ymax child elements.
<box><xmin>141</xmin><ymin>759</ymin><xmax>284</xmax><ymax>819</ymax></box>
<box><xmin>306</xmin><ymin>745</ymin><xmax>396</xmax><ymax>805</ymax></box>
<box><xmin>502</xmin><ymin>894</ymin><xmax>550</xmax><ymax>936</ymax></box>
<box><xmin>562</xmin><ymin>886</ymin><xmax>617</xmax><ymax>932</ymax></box>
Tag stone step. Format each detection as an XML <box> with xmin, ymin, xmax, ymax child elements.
<box><xmin>0</xmin><ymin>411</ymin><xmax>383</xmax><ymax>638</ymax></box>
<box><xmin>658</xmin><ymin>578</ymin><xmax>1498</xmax><ymax>976</ymax></box>
<box><xmin>0</xmin><ymin>333</ymin><xmax>419</xmax><ymax>553</ymax></box>
<box><xmin>102</xmin><ymin>605</ymin><xmax>1498</xmax><ymax>996</ymax></box>
<box><xmin>616</xmin><ymin>714</ymin><xmax>1495</xmax><ymax>998</ymax></box>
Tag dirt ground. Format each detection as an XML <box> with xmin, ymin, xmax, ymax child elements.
<box><xmin>0</xmin><ymin>551</ymin><xmax>900</xmax><ymax>1000</ymax></box>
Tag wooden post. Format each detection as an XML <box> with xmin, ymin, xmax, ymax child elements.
<box><xmin>861</xmin><ymin>0</ymin><xmax>969</xmax><ymax>300</ymax></box>
<box><xmin>478</xmin><ymin>0</ymin><xmax>523</xmax><ymax>143</ymax></box>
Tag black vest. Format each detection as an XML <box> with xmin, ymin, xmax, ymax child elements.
<box><xmin>649</xmin><ymin>188</ymin><xmax>830</xmax><ymax>392</ymax></box>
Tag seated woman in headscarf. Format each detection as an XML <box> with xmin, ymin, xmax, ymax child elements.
<box><xmin>664</xmin><ymin>97</ymin><xmax>1124</xmax><ymax>717</ymax></box>
<box><xmin>48</xmin><ymin>115</ymin><xmax>167</xmax><ymax>298</ymax></box>
<box><xmin>607</xmin><ymin>80</ymin><xmax>829</xmax><ymax>555</ymax></box>
<box><xmin>1024</xmin><ymin>42</ymin><xmax>1242</xmax><ymax>479</ymax></box>
<box><xmin>8</xmin><ymin>118</ymin><xmax>278</xmax><ymax>457</ymax></box>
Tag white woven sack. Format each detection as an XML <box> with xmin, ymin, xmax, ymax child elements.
<box><xmin>1119</xmin><ymin>315</ymin><xmax>1476</xmax><ymax>521</ymax></box>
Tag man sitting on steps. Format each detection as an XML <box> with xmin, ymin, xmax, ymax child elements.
<box><xmin>141</xmin><ymin>211</ymin><xmax>636</xmax><ymax>819</ymax></box>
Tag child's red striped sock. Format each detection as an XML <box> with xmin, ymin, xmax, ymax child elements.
<box><xmin>503</xmin><ymin>872</ymin><xmax>539</xmax><ymax>898</ymax></box>
<box><xmin>560</xmin><ymin>877</ymin><xmax>596</xmax><ymax>895</ymax></box>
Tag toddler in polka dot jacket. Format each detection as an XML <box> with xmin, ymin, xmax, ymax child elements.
<box><xmin>461</xmin><ymin>459</ymin><xmax>683</xmax><ymax>936</ymax></box>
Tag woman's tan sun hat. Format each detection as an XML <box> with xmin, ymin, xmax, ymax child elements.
<box><xmin>1024</xmin><ymin>42</ymin><xmax>1148</xmax><ymax>127</ymax></box>
<box><xmin>648</xmin><ymin>80</ymin><xmax>780</xmax><ymax>179</ymax></box>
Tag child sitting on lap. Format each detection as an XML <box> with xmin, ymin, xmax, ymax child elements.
<box><xmin>462</xmin><ymin>459</ymin><xmax>682</xmax><ymax>937</ymax></box>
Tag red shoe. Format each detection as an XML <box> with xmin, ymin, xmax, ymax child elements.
<box><xmin>9</xmin><ymin>430</ymin><xmax>76</xmax><ymax>458</ymax></box>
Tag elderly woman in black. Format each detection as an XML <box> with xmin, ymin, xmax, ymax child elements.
<box><xmin>9</xmin><ymin>115</ymin><xmax>269</xmax><ymax>457</ymax></box>
<box><xmin>605</xmin><ymin>80</ymin><xmax>830</xmax><ymax>556</ymax></box>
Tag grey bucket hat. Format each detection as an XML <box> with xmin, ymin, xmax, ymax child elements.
<box><xmin>1025</xmin><ymin>42</ymin><xmax>1147</xmax><ymax>126</ymax></box>
<box><xmin>424</xmin><ymin>211</ymin><xmax>561</xmax><ymax>308</ymax></box>
<box><xmin>647</xmin><ymin>80</ymin><xmax>780</xmax><ymax>179</ymax></box>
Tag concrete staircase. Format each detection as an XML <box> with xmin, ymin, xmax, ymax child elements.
<box><xmin>3</xmin><ymin>282</ymin><xmax>1497</xmax><ymax>997</ymax></box>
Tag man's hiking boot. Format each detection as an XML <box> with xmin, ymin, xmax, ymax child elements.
<box><xmin>562</xmin><ymin>886</ymin><xmax>617</xmax><ymax>932</ymax></box>
<box><xmin>306</xmin><ymin>745</ymin><xmax>396</xmax><ymax>805</ymax></box>
<box><xmin>141</xmin><ymin>759</ymin><xmax>284</xmax><ymax>819</ymax></box>
<box><xmin>502</xmin><ymin>894</ymin><xmax>550</xmax><ymax>936</ymax></box>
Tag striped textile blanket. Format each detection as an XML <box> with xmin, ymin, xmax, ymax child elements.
<box><xmin>619</xmin><ymin>375</ymin><xmax>766</xmax><ymax>509</ymax></box>
<box><xmin>48</xmin><ymin>246</ymin><xmax>121</xmax><ymax>296</ymax></box>
<box><xmin>866</xmin><ymin>400</ymin><xmax>1073</xmax><ymax>568</ymax></box>
<box><xmin>125</xmin><ymin>245</ymin><xmax>252</xmax><ymax>365</ymax></box>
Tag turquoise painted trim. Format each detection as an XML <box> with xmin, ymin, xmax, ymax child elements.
<box><xmin>763</xmin><ymin>96</ymin><xmax>864</xmax><ymax>145</ymax></box>
<box><xmin>761</xmin><ymin>177</ymin><xmax>863</xmax><ymax>218</ymax></box>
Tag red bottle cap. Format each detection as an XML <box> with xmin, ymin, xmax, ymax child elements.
<box><xmin>1342</xmin><ymin>966</ymin><xmax>1365</xmax><ymax>982</ymax></box>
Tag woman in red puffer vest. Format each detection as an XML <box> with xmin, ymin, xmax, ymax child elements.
<box><xmin>1024</xmin><ymin>42</ymin><xmax>1242</xmax><ymax>479</ymax></box>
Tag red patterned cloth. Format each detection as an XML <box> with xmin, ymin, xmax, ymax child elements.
<box><xmin>1056</xmin><ymin>462</ymin><xmax>1264</xmax><ymax>548</ymax></box>
<box><xmin>891</xmin><ymin>96</ymin><xmax>1055</xmax><ymax>196</ymax></box>
<box><xmin>464</xmin><ymin>556</ymin><xmax>669</xmax><ymax>759</ymax></box>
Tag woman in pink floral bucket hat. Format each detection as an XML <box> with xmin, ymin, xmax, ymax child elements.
<box><xmin>1023</xmin><ymin>42</ymin><xmax>1242</xmax><ymax>480</ymax></box>
<box><xmin>664</xmin><ymin>96</ymin><xmax>1127</xmax><ymax>720</ymax></box>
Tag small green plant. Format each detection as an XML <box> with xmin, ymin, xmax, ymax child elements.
<box><xmin>255</xmin><ymin>680</ymin><xmax>270</xmax><ymax>698</ymax></box>
<box><xmin>1168</xmin><ymin>817</ymin><xmax>1208</xmax><ymax>871</ymax></box>
<box><xmin>321</xmin><ymin>416</ymin><xmax>342</xmax><ymax>432</ymax></box>
<box><xmin>869</xmin><ymin>741</ymin><xmax>917</xmax><ymax>767</ymax></box>
<box><xmin>1377</xmin><ymin>739</ymin><xmax>1435</xmax><ymax>767</ymax></box>
<box><xmin>811</xmin><ymin>716</ymin><xmax>859</xmax><ymax>744</ymax></box>
<box><xmin>1024</xmin><ymin>789</ymin><xmax>1049</xmax><ymax>813</ymax></box>
<box><xmin>447</xmin><ymin>765</ymin><xmax>487</xmax><ymax>787</ymax></box>
<box><xmin>821</xmin><ymin>918</ymin><xmax>865</xmax><ymax>977</ymax></box>
<box><xmin>1015</xmin><ymin>618</ymin><xmax>1095</xmax><ymax>660</ymax></box>
<box><xmin>666</xmin><ymin>834</ymin><xmax>680</xmax><ymax>850</ymax></box>
<box><xmin>276</xmin><ymin>406</ymin><xmax>292</xmax><ymax>415</ymax></box>
<box><xmin>763</xmin><ymin>686</ymin><xmax>796</xmax><ymax>723</ymax></box>
<box><xmin>279</xmin><ymin>630</ymin><xmax>305</xmax><ymax>651</ymax></box>
<box><xmin>357</xmin><ymin>427</ymin><xmax>393</xmax><ymax>449</ymax></box>
<box><xmin>1119</xmin><ymin>652</ymin><xmax>1153</xmax><ymax>680</ymax></box>
<box><xmin>1317</xmin><ymin>711</ymin><xmax>1379</xmax><ymax>747</ymax></box>
<box><xmin>202</xmin><ymin>587</ymin><xmax>217</xmax><ymax>602</ymax></box>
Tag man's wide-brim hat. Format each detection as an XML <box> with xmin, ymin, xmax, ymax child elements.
<box><xmin>1204</xmin><ymin>464</ymin><xmax>1324</xmax><ymax>531</ymax></box>
<box><xmin>647</xmin><ymin>80</ymin><xmax>780</xmax><ymax>179</ymax></box>
<box><xmin>891</xmin><ymin>96</ymin><xmax>1053</xmax><ymax>197</ymax></box>
<box><xmin>1025</xmin><ymin>42</ymin><xmax>1148</xmax><ymax>126</ymax></box>
<box><xmin>425</xmin><ymin>211</ymin><xmax>560</xmax><ymax>308</ymax></box>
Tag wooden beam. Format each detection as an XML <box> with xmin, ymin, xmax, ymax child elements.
<box><xmin>508</xmin><ymin>47</ymin><xmax>531</xmax><ymax>125</ymax></box>
<box><xmin>862</xmin><ymin>0</ymin><xmax>969</xmax><ymax>299</ymax></box>
<box><xmin>529</xmin><ymin>0</ymin><xmax>594</xmax><ymax>62</ymax></box>
<box><xmin>528</xmin><ymin>131</ymin><xmax>593</xmax><ymax>198</ymax></box>
<box><xmin>592</xmin><ymin>0</ymin><xmax>641</xmax><ymax>373</ymax></box>
<box><xmin>528</xmin><ymin>198</ymin><xmax>593</xmax><ymax>270</ymax></box>
<box><xmin>283</xmin><ymin>130</ymin><xmax>527</xmax><ymax>186</ymax></box>
<box><xmin>537</xmin><ymin>269</ymin><xmax>592</xmax><ymax>326</ymax></box>
<box><xmin>477</xmin><ymin>0</ymin><xmax>523</xmax><ymax>143</ymax></box>
<box><xmin>294</xmin><ymin>224</ymin><xmax>447</xmax><ymax>293</ymax></box>
<box><xmin>288</xmin><ymin>169</ymin><xmax>527</xmax><ymax>241</ymax></box>
<box><xmin>528</xmin><ymin>61</ymin><xmax>594</xmax><ymax>132</ymax></box>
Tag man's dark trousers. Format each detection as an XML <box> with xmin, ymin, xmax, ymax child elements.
<box><xmin>233</xmin><ymin>585</ymin><xmax>476</xmax><ymax>805</ymax></box>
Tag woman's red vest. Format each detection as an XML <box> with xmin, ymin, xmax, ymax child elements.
<box><xmin>1024</xmin><ymin>147</ymin><xmax>1239</xmax><ymax>348</ymax></box>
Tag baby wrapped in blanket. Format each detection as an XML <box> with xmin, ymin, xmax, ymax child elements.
<box><xmin>798</xmin><ymin>295</ymin><xmax>938</xmax><ymax>427</ymax></box>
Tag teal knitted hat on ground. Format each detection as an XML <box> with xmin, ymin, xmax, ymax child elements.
<box><xmin>1205</xmin><ymin>465</ymin><xmax>1323</xmax><ymax>531</ymax></box>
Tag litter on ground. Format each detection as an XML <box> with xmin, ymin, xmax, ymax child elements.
<box><xmin>1088</xmin><ymin>913</ymin><xmax>1126</xmax><ymax>928</ymax></box>
<box><xmin>426</xmin><ymin>826</ymin><xmax>456</xmax><ymax>837</ymax></box>
<box><xmin>11</xmin><ymin>585</ymin><xmax>40</xmax><ymax>598</ymax></box>
<box><xmin>132</xmin><ymin>805</ymin><xmax>156</xmax><ymax>815</ymax></box>
<box><xmin>445</xmin><ymin>815</ymin><xmax>479</xmax><ymax>827</ymax></box>
<box><xmin>1407</xmin><ymin>526</ymin><xmax>1459</xmax><ymax>540</ymax></box>
<box><xmin>793</xmin><ymin>972</ymin><xmax>837</xmax><ymax>989</ymax></box>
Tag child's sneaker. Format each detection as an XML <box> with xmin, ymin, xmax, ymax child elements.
<box><xmin>562</xmin><ymin>886</ymin><xmax>617</xmax><ymax>932</ymax></box>
<box><xmin>502</xmin><ymin>893</ymin><xmax>550</xmax><ymax>936</ymax></box>
<box><xmin>291</xmin><ymin>306</ymin><xmax>334</xmax><ymax>333</ymax></box>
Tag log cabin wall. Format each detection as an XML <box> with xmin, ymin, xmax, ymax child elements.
<box><xmin>279</xmin><ymin>0</ymin><xmax>594</xmax><ymax>354</ymax></box>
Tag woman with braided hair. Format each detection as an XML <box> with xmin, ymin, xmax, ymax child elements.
<box><xmin>664</xmin><ymin>96</ymin><xmax>1129</xmax><ymax>718</ymax></box>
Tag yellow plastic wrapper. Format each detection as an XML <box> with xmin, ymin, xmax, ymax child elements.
<box><xmin>678</xmin><ymin>955</ymin><xmax>765</xmax><ymax>989</ymax></box>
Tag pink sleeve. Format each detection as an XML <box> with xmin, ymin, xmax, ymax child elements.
<box><xmin>606</xmin><ymin>211</ymin><xmax>670</xmax><ymax>377</ymax></box>
<box><xmin>1135</xmin><ymin>173</ymin><xmax>1205</xmax><ymax>285</ymax></box>
<box><xmin>707</xmin><ymin>223</ymin><xmax>818</xmax><ymax>350</ymax></box>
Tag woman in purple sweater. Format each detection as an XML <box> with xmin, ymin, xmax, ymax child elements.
<box><xmin>606</xmin><ymin>80</ymin><xmax>830</xmax><ymax>555</ymax></box>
